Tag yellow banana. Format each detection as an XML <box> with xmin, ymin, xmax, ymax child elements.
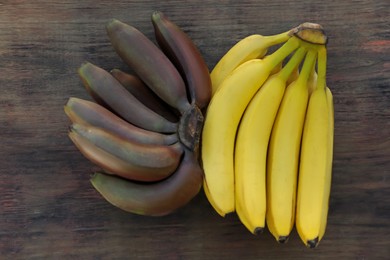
<box><xmin>234</xmin><ymin>47</ymin><xmax>307</xmax><ymax>234</ymax></box>
<box><xmin>210</xmin><ymin>30</ymin><xmax>292</xmax><ymax>95</ymax></box>
<box><xmin>201</xmin><ymin>36</ymin><xmax>300</xmax><ymax>216</ymax></box>
<box><xmin>266</xmin><ymin>49</ymin><xmax>317</xmax><ymax>242</ymax></box>
<box><xmin>202</xmin><ymin>179</ymin><xmax>225</xmax><ymax>217</ymax></box>
<box><xmin>320</xmin><ymin>86</ymin><xmax>334</xmax><ymax>239</ymax></box>
<box><xmin>296</xmin><ymin>46</ymin><xmax>333</xmax><ymax>248</ymax></box>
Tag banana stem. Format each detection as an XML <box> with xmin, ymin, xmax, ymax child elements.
<box><xmin>264</xmin><ymin>37</ymin><xmax>300</xmax><ymax>71</ymax></box>
<box><xmin>278</xmin><ymin>47</ymin><xmax>307</xmax><ymax>82</ymax></box>
<box><xmin>297</xmin><ymin>50</ymin><xmax>317</xmax><ymax>85</ymax></box>
<box><xmin>316</xmin><ymin>46</ymin><xmax>327</xmax><ymax>90</ymax></box>
<box><xmin>263</xmin><ymin>30</ymin><xmax>292</xmax><ymax>46</ymax></box>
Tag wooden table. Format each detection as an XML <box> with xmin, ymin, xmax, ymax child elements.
<box><xmin>1</xmin><ymin>1</ymin><xmax>389</xmax><ymax>259</ymax></box>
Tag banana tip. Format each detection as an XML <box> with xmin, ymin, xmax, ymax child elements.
<box><xmin>109</xmin><ymin>68</ymin><xmax>120</xmax><ymax>74</ymax></box>
<box><xmin>107</xmin><ymin>18</ymin><xmax>120</xmax><ymax>26</ymax></box>
<box><xmin>278</xmin><ymin>236</ymin><xmax>289</xmax><ymax>244</ymax></box>
<box><xmin>152</xmin><ymin>10</ymin><xmax>162</xmax><ymax>18</ymax></box>
<box><xmin>64</xmin><ymin>97</ymin><xmax>73</xmax><ymax>107</ymax></box>
<box><xmin>254</xmin><ymin>227</ymin><xmax>264</xmax><ymax>235</ymax></box>
<box><xmin>307</xmin><ymin>237</ymin><xmax>319</xmax><ymax>248</ymax></box>
<box><xmin>90</xmin><ymin>171</ymin><xmax>106</xmax><ymax>184</ymax></box>
<box><xmin>68</xmin><ymin>123</ymin><xmax>77</xmax><ymax>133</ymax></box>
<box><xmin>78</xmin><ymin>62</ymin><xmax>92</xmax><ymax>76</ymax></box>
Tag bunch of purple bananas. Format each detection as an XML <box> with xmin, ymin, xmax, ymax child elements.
<box><xmin>64</xmin><ymin>11</ymin><xmax>211</xmax><ymax>216</ymax></box>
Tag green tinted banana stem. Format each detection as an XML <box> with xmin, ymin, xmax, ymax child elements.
<box><xmin>263</xmin><ymin>37</ymin><xmax>300</xmax><ymax>72</ymax></box>
<box><xmin>317</xmin><ymin>46</ymin><xmax>327</xmax><ymax>90</ymax></box>
<box><xmin>297</xmin><ymin>50</ymin><xmax>317</xmax><ymax>86</ymax></box>
<box><xmin>277</xmin><ymin>47</ymin><xmax>307</xmax><ymax>82</ymax></box>
<box><xmin>263</xmin><ymin>30</ymin><xmax>293</xmax><ymax>46</ymax></box>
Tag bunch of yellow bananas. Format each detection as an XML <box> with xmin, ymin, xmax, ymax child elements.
<box><xmin>65</xmin><ymin>12</ymin><xmax>211</xmax><ymax>216</ymax></box>
<box><xmin>202</xmin><ymin>23</ymin><xmax>334</xmax><ymax>248</ymax></box>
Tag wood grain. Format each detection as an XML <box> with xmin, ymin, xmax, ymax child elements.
<box><xmin>1</xmin><ymin>0</ymin><xmax>389</xmax><ymax>259</ymax></box>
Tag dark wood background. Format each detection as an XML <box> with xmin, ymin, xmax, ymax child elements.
<box><xmin>1</xmin><ymin>1</ymin><xmax>389</xmax><ymax>259</ymax></box>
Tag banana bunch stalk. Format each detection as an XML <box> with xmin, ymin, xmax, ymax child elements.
<box><xmin>65</xmin><ymin>12</ymin><xmax>211</xmax><ymax>216</ymax></box>
<box><xmin>202</xmin><ymin>23</ymin><xmax>334</xmax><ymax>248</ymax></box>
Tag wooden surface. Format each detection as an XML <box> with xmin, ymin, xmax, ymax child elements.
<box><xmin>1</xmin><ymin>1</ymin><xmax>389</xmax><ymax>259</ymax></box>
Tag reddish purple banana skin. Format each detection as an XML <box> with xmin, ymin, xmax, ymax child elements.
<box><xmin>110</xmin><ymin>68</ymin><xmax>179</xmax><ymax>123</ymax></box>
<box><xmin>106</xmin><ymin>19</ymin><xmax>191</xmax><ymax>114</ymax></box>
<box><xmin>69</xmin><ymin>131</ymin><xmax>181</xmax><ymax>182</ymax></box>
<box><xmin>151</xmin><ymin>11</ymin><xmax>211</xmax><ymax>110</ymax></box>
<box><xmin>70</xmin><ymin>123</ymin><xmax>183</xmax><ymax>169</ymax></box>
<box><xmin>90</xmin><ymin>148</ymin><xmax>203</xmax><ymax>216</ymax></box>
<box><xmin>78</xmin><ymin>62</ymin><xmax>177</xmax><ymax>133</ymax></box>
<box><xmin>65</xmin><ymin>97</ymin><xmax>178</xmax><ymax>146</ymax></box>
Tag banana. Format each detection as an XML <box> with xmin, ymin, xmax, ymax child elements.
<box><xmin>106</xmin><ymin>19</ymin><xmax>191</xmax><ymax>114</ymax></box>
<box><xmin>210</xmin><ymin>30</ymin><xmax>293</xmax><ymax>94</ymax></box>
<box><xmin>69</xmin><ymin>123</ymin><xmax>183</xmax><ymax>181</ymax></box>
<box><xmin>151</xmin><ymin>11</ymin><xmax>211</xmax><ymax>109</ymax></box>
<box><xmin>110</xmin><ymin>68</ymin><xmax>179</xmax><ymax>122</ymax></box>
<box><xmin>78</xmin><ymin>62</ymin><xmax>177</xmax><ymax>133</ymax></box>
<box><xmin>69</xmin><ymin>131</ymin><xmax>177</xmax><ymax>182</ymax></box>
<box><xmin>320</xmin><ymin>86</ymin><xmax>334</xmax><ymax>239</ymax></box>
<box><xmin>201</xmin><ymin>36</ymin><xmax>301</xmax><ymax>216</ymax></box>
<box><xmin>90</xmin><ymin>148</ymin><xmax>203</xmax><ymax>216</ymax></box>
<box><xmin>296</xmin><ymin>46</ymin><xmax>333</xmax><ymax>248</ymax></box>
<box><xmin>266</xmin><ymin>49</ymin><xmax>317</xmax><ymax>243</ymax></box>
<box><xmin>234</xmin><ymin>47</ymin><xmax>307</xmax><ymax>234</ymax></box>
<box><xmin>64</xmin><ymin>97</ymin><xmax>177</xmax><ymax>146</ymax></box>
<box><xmin>202</xmin><ymin>179</ymin><xmax>226</xmax><ymax>217</ymax></box>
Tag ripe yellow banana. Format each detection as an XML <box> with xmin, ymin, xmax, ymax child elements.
<box><xmin>234</xmin><ymin>47</ymin><xmax>307</xmax><ymax>234</ymax></box>
<box><xmin>296</xmin><ymin>46</ymin><xmax>333</xmax><ymax>248</ymax></box>
<box><xmin>202</xmin><ymin>179</ymin><xmax>225</xmax><ymax>217</ymax></box>
<box><xmin>201</xmin><ymin>36</ymin><xmax>300</xmax><ymax>216</ymax></box>
<box><xmin>266</xmin><ymin>49</ymin><xmax>317</xmax><ymax>242</ymax></box>
<box><xmin>210</xmin><ymin>30</ymin><xmax>293</xmax><ymax>95</ymax></box>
